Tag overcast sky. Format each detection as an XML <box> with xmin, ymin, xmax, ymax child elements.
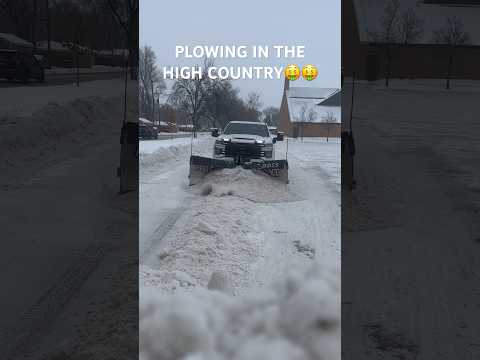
<box><xmin>140</xmin><ymin>0</ymin><xmax>340</xmax><ymax>107</ymax></box>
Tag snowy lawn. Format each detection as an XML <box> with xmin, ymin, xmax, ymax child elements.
<box><xmin>139</xmin><ymin>135</ymin><xmax>340</xmax><ymax>360</ymax></box>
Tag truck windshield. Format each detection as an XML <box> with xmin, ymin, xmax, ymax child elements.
<box><xmin>223</xmin><ymin>123</ymin><xmax>269</xmax><ymax>137</ymax></box>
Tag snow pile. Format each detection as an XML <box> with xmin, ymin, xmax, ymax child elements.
<box><xmin>139</xmin><ymin>135</ymin><xmax>213</xmax><ymax>176</ymax></box>
<box><xmin>140</xmin><ymin>261</ymin><xmax>340</xmax><ymax>360</ymax></box>
<box><xmin>0</xmin><ymin>79</ymin><xmax>126</xmax><ymax>117</ymax></box>
<box><xmin>202</xmin><ymin>167</ymin><xmax>298</xmax><ymax>203</ymax></box>
<box><xmin>0</xmin><ymin>96</ymin><xmax>124</xmax><ymax>185</ymax></box>
<box><xmin>139</xmin><ymin>143</ymin><xmax>190</xmax><ymax>169</ymax></box>
<box><xmin>140</xmin><ymin>193</ymin><xmax>265</xmax><ymax>292</ymax></box>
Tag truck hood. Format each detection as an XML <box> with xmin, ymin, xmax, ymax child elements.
<box><xmin>219</xmin><ymin>134</ymin><xmax>272</xmax><ymax>144</ymax></box>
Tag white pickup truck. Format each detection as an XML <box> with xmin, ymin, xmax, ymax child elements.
<box><xmin>212</xmin><ymin>121</ymin><xmax>283</xmax><ymax>163</ymax></box>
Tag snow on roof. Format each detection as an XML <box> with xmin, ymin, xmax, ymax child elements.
<box><xmin>0</xmin><ymin>33</ymin><xmax>33</xmax><ymax>48</ymax></box>
<box><xmin>287</xmin><ymin>87</ymin><xmax>338</xmax><ymax>99</ymax></box>
<box><xmin>96</xmin><ymin>49</ymin><xmax>129</xmax><ymax>56</ymax></box>
<box><xmin>286</xmin><ymin>87</ymin><xmax>341</xmax><ymax>124</ymax></box>
<box><xmin>318</xmin><ymin>90</ymin><xmax>341</xmax><ymax>106</ymax></box>
<box><xmin>36</xmin><ymin>41</ymin><xmax>70</xmax><ymax>52</ymax></box>
<box><xmin>37</xmin><ymin>41</ymin><xmax>91</xmax><ymax>53</ymax></box>
<box><xmin>139</xmin><ymin>117</ymin><xmax>154</xmax><ymax>125</ymax></box>
<box><xmin>353</xmin><ymin>0</ymin><xmax>480</xmax><ymax>45</ymax></box>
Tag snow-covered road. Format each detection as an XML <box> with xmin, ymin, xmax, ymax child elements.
<box><xmin>139</xmin><ymin>136</ymin><xmax>340</xmax><ymax>293</ymax></box>
<box><xmin>342</xmin><ymin>79</ymin><xmax>480</xmax><ymax>359</ymax></box>
<box><xmin>139</xmin><ymin>135</ymin><xmax>341</xmax><ymax>360</ymax></box>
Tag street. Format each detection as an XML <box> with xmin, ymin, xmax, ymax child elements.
<box><xmin>0</xmin><ymin>79</ymin><xmax>137</xmax><ymax>359</ymax></box>
<box><xmin>139</xmin><ymin>136</ymin><xmax>340</xmax><ymax>292</ymax></box>
<box><xmin>342</xmin><ymin>79</ymin><xmax>480</xmax><ymax>359</ymax></box>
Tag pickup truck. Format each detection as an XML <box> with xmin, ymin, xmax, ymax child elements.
<box><xmin>212</xmin><ymin>121</ymin><xmax>283</xmax><ymax>163</ymax></box>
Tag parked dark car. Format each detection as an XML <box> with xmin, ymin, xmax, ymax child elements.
<box><xmin>0</xmin><ymin>49</ymin><xmax>45</xmax><ymax>83</ymax></box>
<box><xmin>139</xmin><ymin>118</ymin><xmax>158</xmax><ymax>140</ymax></box>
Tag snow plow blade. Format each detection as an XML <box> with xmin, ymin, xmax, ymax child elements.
<box><xmin>189</xmin><ymin>155</ymin><xmax>236</xmax><ymax>185</ymax></box>
<box><xmin>189</xmin><ymin>155</ymin><xmax>289</xmax><ymax>185</ymax></box>
<box><xmin>243</xmin><ymin>160</ymin><xmax>289</xmax><ymax>184</ymax></box>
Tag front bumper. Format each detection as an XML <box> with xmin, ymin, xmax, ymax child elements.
<box><xmin>214</xmin><ymin>141</ymin><xmax>273</xmax><ymax>161</ymax></box>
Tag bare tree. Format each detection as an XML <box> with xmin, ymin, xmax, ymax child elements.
<box><xmin>368</xmin><ymin>0</ymin><xmax>400</xmax><ymax>87</ymax></box>
<box><xmin>169</xmin><ymin>59</ymin><xmax>212</xmax><ymax>138</ymax></box>
<box><xmin>262</xmin><ymin>107</ymin><xmax>280</xmax><ymax>127</ymax></box>
<box><xmin>246</xmin><ymin>92</ymin><xmax>263</xmax><ymax>121</ymax></box>
<box><xmin>296</xmin><ymin>103</ymin><xmax>317</xmax><ymax>142</ymax></box>
<box><xmin>322</xmin><ymin>111</ymin><xmax>337</xmax><ymax>143</ymax></box>
<box><xmin>139</xmin><ymin>45</ymin><xmax>164</xmax><ymax>121</ymax></box>
<box><xmin>203</xmin><ymin>78</ymin><xmax>237</xmax><ymax>129</ymax></box>
<box><xmin>433</xmin><ymin>16</ymin><xmax>470</xmax><ymax>90</ymax></box>
<box><xmin>0</xmin><ymin>0</ymin><xmax>36</xmax><ymax>41</ymax></box>
<box><xmin>398</xmin><ymin>8</ymin><xmax>424</xmax><ymax>45</ymax></box>
<box><xmin>105</xmin><ymin>0</ymin><xmax>138</xmax><ymax>79</ymax></box>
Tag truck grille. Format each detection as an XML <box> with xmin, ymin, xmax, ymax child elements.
<box><xmin>224</xmin><ymin>142</ymin><xmax>263</xmax><ymax>159</ymax></box>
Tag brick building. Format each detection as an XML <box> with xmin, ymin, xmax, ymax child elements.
<box><xmin>278</xmin><ymin>79</ymin><xmax>341</xmax><ymax>138</ymax></box>
<box><xmin>343</xmin><ymin>0</ymin><xmax>480</xmax><ymax>80</ymax></box>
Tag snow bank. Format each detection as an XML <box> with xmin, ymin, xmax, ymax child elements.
<box><xmin>139</xmin><ymin>135</ymin><xmax>213</xmax><ymax>177</ymax></box>
<box><xmin>0</xmin><ymin>96</ymin><xmax>125</xmax><ymax>184</ymax></box>
<box><xmin>0</xmin><ymin>79</ymin><xmax>125</xmax><ymax>117</ymax></box>
<box><xmin>139</xmin><ymin>137</ymin><xmax>193</xmax><ymax>155</ymax></box>
<box><xmin>139</xmin><ymin>142</ymin><xmax>190</xmax><ymax>169</ymax></box>
<box><xmin>140</xmin><ymin>261</ymin><xmax>340</xmax><ymax>360</ymax></box>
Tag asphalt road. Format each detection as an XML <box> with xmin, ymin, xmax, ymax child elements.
<box><xmin>0</xmin><ymin>70</ymin><xmax>123</xmax><ymax>88</ymax></box>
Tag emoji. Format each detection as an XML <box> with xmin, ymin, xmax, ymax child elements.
<box><xmin>284</xmin><ymin>64</ymin><xmax>300</xmax><ymax>81</ymax></box>
<box><xmin>302</xmin><ymin>64</ymin><xmax>318</xmax><ymax>81</ymax></box>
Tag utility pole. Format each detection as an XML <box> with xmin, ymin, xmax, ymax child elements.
<box><xmin>151</xmin><ymin>79</ymin><xmax>155</xmax><ymax>122</ymax></box>
<box><xmin>349</xmin><ymin>72</ymin><xmax>355</xmax><ymax>134</ymax></box>
<box><xmin>46</xmin><ymin>0</ymin><xmax>50</xmax><ymax>65</ymax></box>
<box><xmin>32</xmin><ymin>0</ymin><xmax>38</xmax><ymax>51</ymax></box>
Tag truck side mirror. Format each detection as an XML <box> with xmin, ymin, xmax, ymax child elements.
<box><xmin>211</xmin><ymin>128</ymin><xmax>219</xmax><ymax>137</ymax></box>
<box><xmin>277</xmin><ymin>132</ymin><xmax>284</xmax><ymax>141</ymax></box>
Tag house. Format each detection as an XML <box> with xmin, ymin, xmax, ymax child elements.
<box><xmin>158</xmin><ymin>121</ymin><xmax>177</xmax><ymax>133</ymax></box>
<box><xmin>36</xmin><ymin>41</ymin><xmax>93</xmax><ymax>68</ymax></box>
<box><xmin>343</xmin><ymin>0</ymin><xmax>480</xmax><ymax>81</ymax></box>
<box><xmin>0</xmin><ymin>33</ymin><xmax>33</xmax><ymax>52</ymax></box>
<box><xmin>94</xmin><ymin>49</ymin><xmax>129</xmax><ymax>67</ymax></box>
<box><xmin>278</xmin><ymin>79</ymin><xmax>341</xmax><ymax>138</ymax></box>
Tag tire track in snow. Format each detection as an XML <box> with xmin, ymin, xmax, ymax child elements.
<box><xmin>140</xmin><ymin>206</ymin><xmax>188</xmax><ymax>266</ymax></box>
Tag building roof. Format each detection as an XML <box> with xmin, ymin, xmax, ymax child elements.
<box><xmin>0</xmin><ymin>33</ymin><xmax>33</xmax><ymax>48</ymax></box>
<box><xmin>36</xmin><ymin>41</ymin><xmax>71</xmax><ymax>52</ymax></box>
<box><xmin>286</xmin><ymin>87</ymin><xmax>338</xmax><ymax>100</ymax></box>
<box><xmin>286</xmin><ymin>87</ymin><xmax>341</xmax><ymax>124</ymax></box>
<box><xmin>139</xmin><ymin>117</ymin><xmax>153</xmax><ymax>125</ymax></box>
<box><xmin>317</xmin><ymin>90</ymin><xmax>341</xmax><ymax>106</ymax></box>
<box><xmin>353</xmin><ymin>0</ymin><xmax>480</xmax><ymax>45</ymax></box>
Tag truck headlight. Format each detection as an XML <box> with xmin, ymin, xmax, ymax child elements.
<box><xmin>255</xmin><ymin>139</ymin><xmax>265</xmax><ymax>144</ymax></box>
